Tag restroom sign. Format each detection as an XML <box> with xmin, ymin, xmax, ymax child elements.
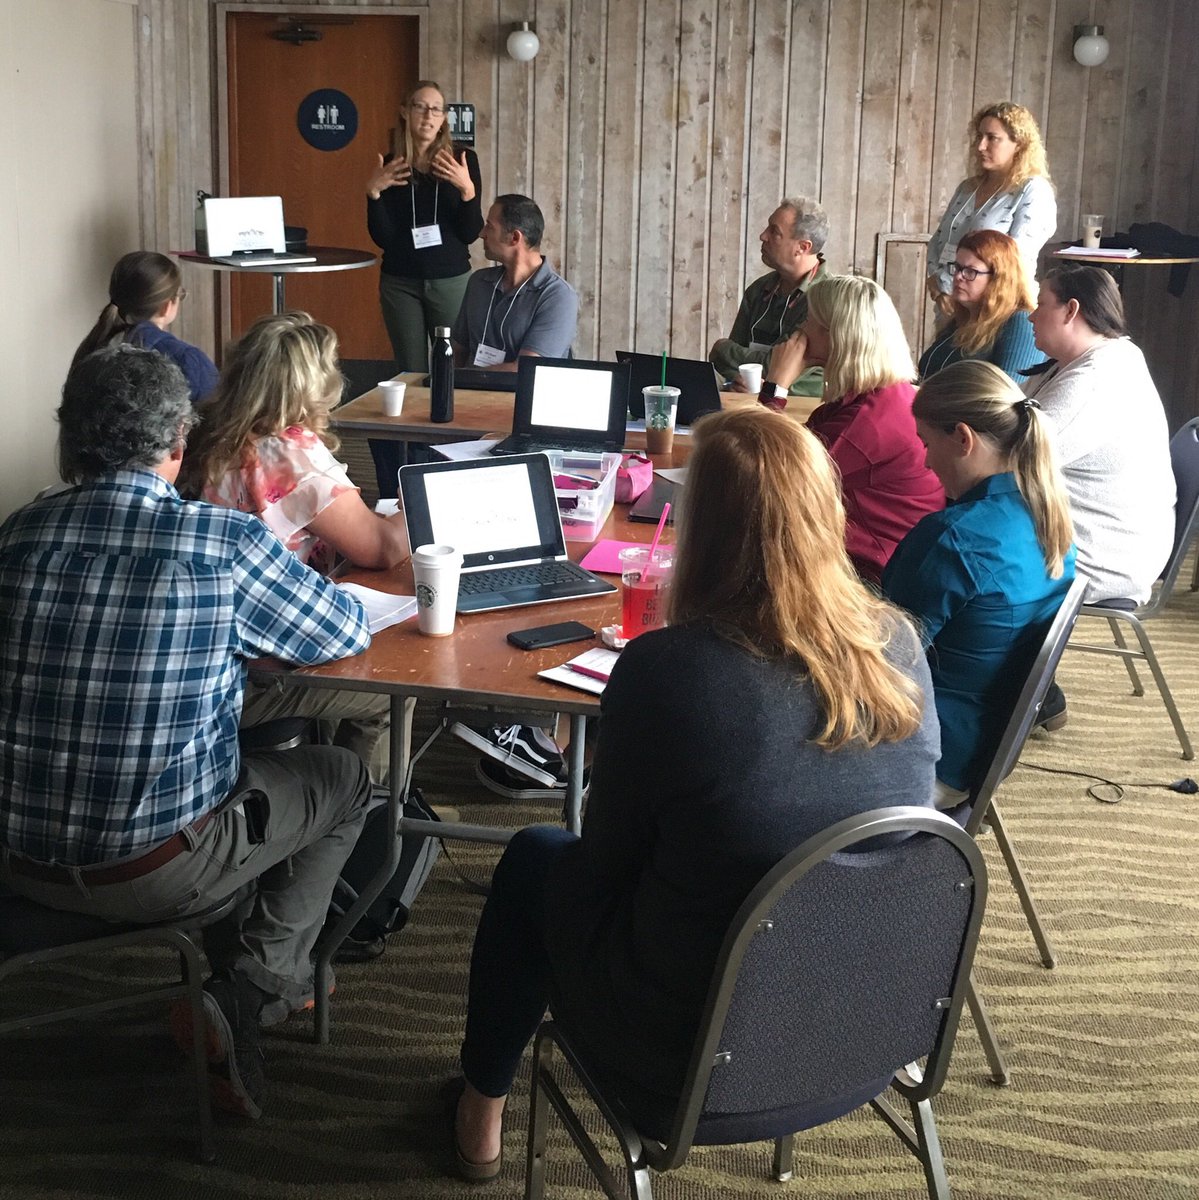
<box><xmin>298</xmin><ymin>89</ymin><xmax>358</xmax><ymax>151</ymax></box>
<box><xmin>446</xmin><ymin>103</ymin><xmax>476</xmax><ymax>147</ymax></box>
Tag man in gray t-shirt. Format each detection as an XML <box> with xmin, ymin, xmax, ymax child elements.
<box><xmin>451</xmin><ymin>194</ymin><xmax>579</xmax><ymax>370</ymax></box>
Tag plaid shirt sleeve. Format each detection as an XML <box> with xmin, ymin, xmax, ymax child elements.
<box><xmin>231</xmin><ymin>518</ymin><xmax>371</xmax><ymax>664</ymax></box>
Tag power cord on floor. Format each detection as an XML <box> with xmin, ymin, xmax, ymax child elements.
<box><xmin>438</xmin><ymin>837</ymin><xmax>493</xmax><ymax>897</ymax></box>
<box><xmin>1018</xmin><ymin>760</ymin><xmax>1198</xmax><ymax>804</ymax></box>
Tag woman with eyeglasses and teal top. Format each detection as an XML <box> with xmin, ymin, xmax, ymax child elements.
<box><xmin>917</xmin><ymin>230</ymin><xmax>1045</xmax><ymax>381</ymax></box>
<box><xmin>926</xmin><ymin>102</ymin><xmax>1056</xmax><ymax>306</ymax></box>
<box><xmin>71</xmin><ymin>250</ymin><xmax>217</xmax><ymax>404</ymax></box>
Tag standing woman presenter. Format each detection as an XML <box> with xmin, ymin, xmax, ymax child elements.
<box><xmin>366</xmin><ymin>81</ymin><xmax>482</xmax><ymax>495</ymax></box>
<box><xmin>926</xmin><ymin>102</ymin><xmax>1056</xmax><ymax>308</ymax></box>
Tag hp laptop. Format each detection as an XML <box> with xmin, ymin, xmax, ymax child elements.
<box><xmin>204</xmin><ymin>196</ymin><xmax>316</xmax><ymax>266</ymax></box>
<box><xmin>399</xmin><ymin>453</ymin><xmax>617</xmax><ymax>613</ymax></box>
<box><xmin>617</xmin><ymin>351</ymin><xmax>723</xmax><ymax>426</ymax></box>
<box><xmin>490</xmin><ymin>357</ymin><xmax>630</xmax><ymax>456</ymax></box>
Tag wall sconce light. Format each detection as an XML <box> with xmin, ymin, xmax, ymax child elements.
<box><xmin>507</xmin><ymin>21</ymin><xmax>540</xmax><ymax>62</ymax></box>
<box><xmin>1072</xmin><ymin>24</ymin><xmax>1110</xmax><ymax>68</ymax></box>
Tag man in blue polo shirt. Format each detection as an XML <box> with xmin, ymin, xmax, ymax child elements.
<box><xmin>0</xmin><ymin>346</ymin><xmax>373</xmax><ymax>1119</ymax></box>
<box><xmin>451</xmin><ymin>193</ymin><xmax>579</xmax><ymax>368</ymax></box>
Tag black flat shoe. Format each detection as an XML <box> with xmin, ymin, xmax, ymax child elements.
<box><xmin>332</xmin><ymin>931</ymin><xmax>386</xmax><ymax>963</ymax></box>
<box><xmin>442</xmin><ymin>1076</ymin><xmax>503</xmax><ymax>1183</ymax></box>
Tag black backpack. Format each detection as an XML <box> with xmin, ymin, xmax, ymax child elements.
<box><xmin>326</xmin><ymin>787</ymin><xmax>441</xmax><ymax>945</ymax></box>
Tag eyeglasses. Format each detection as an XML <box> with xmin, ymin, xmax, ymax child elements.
<box><xmin>948</xmin><ymin>263</ymin><xmax>993</xmax><ymax>282</ymax></box>
<box><xmin>409</xmin><ymin>102</ymin><xmax>445</xmax><ymax>116</ymax></box>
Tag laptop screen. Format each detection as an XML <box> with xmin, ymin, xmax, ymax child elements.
<box><xmin>529</xmin><ymin>364</ymin><xmax>613</xmax><ymax>431</ymax></box>
<box><xmin>400</xmin><ymin>453</ymin><xmax>567</xmax><ymax>570</ymax></box>
<box><xmin>203</xmin><ymin>196</ymin><xmax>288</xmax><ymax>256</ymax></box>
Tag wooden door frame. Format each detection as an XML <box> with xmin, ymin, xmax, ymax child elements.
<box><xmin>211</xmin><ymin>2</ymin><xmax>427</xmax><ymax>350</ymax></box>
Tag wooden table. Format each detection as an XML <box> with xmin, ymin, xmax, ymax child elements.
<box><xmin>251</xmin><ymin>496</ymin><xmax>669</xmax><ymax>1041</ymax></box>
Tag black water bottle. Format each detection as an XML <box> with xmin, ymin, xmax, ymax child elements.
<box><xmin>430</xmin><ymin>326</ymin><xmax>454</xmax><ymax>423</ymax></box>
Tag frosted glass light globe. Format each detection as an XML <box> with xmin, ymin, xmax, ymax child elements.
<box><xmin>507</xmin><ymin>22</ymin><xmax>540</xmax><ymax>62</ymax></box>
<box><xmin>1073</xmin><ymin>26</ymin><xmax>1110</xmax><ymax>68</ymax></box>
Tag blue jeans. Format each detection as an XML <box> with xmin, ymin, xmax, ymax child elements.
<box><xmin>460</xmin><ymin>824</ymin><xmax>579</xmax><ymax>1098</ymax></box>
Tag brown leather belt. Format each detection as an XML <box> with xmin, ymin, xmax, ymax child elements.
<box><xmin>6</xmin><ymin>809</ymin><xmax>216</xmax><ymax>887</ymax></box>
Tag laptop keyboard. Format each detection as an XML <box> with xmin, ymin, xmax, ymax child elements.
<box><xmin>459</xmin><ymin>561</ymin><xmax>594</xmax><ymax>595</ymax></box>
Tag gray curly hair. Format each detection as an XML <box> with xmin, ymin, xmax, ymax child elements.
<box><xmin>58</xmin><ymin>344</ymin><xmax>197</xmax><ymax>483</ymax></box>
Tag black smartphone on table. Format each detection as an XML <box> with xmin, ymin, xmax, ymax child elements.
<box><xmin>507</xmin><ymin>621</ymin><xmax>596</xmax><ymax>651</ymax></box>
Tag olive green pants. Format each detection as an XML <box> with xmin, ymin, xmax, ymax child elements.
<box><xmin>378</xmin><ymin>270</ymin><xmax>471</xmax><ymax>371</ymax></box>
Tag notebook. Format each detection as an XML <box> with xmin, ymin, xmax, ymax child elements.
<box><xmin>617</xmin><ymin>351</ymin><xmax>723</xmax><ymax>426</ymax></box>
<box><xmin>399</xmin><ymin>453</ymin><xmax>617</xmax><ymax>613</ymax></box>
<box><xmin>204</xmin><ymin>196</ymin><xmax>317</xmax><ymax>265</ymax></box>
<box><xmin>490</xmin><ymin>357</ymin><xmax>630</xmax><ymax>456</ymax></box>
<box><xmin>628</xmin><ymin>476</ymin><xmax>678</xmax><ymax>524</ymax></box>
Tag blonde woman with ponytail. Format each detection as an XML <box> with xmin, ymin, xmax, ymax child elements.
<box><xmin>72</xmin><ymin>251</ymin><xmax>217</xmax><ymax>402</ymax></box>
<box><xmin>883</xmin><ymin>360</ymin><xmax>1076</xmax><ymax>806</ymax></box>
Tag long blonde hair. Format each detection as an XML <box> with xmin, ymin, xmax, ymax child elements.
<box><xmin>913</xmin><ymin>361</ymin><xmax>1073</xmax><ymax>577</ymax></box>
<box><xmin>670</xmin><ymin>407</ymin><xmax>924</xmax><ymax>749</ymax></box>
<box><xmin>968</xmin><ymin>101</ymin><xmax>1052</xmax><ymax>192</ymax></box>
<box><xmin>177</xmin><ymin>311</ymin><xmax>342</xmax><ymax>497</ymax></box>
<box><xmin>952</xmin><ymin>230</ymin><xmax>1036</xmax><ymax>355</ymax></box>
<box><xmin>396</xmin><ymin>79</ymin><xmax>454</xmax><ymax>169</ymax></box>
<box><xmin>806</xmin><ymin>275</ymin><xmax>916</xmax><ymax>402</ymax></box>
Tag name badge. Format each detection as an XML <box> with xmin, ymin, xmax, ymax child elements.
<box><xmin>412</xmin><ymin>224</ymin><xmax>443</xmax><ymax>249</ymax></box>
<box><xmin>473</xmin><ymin>342</ymin><xmax>506</xmax><ymax>368</ymax></box>
<box><xmin>748</xmin><ymin>341</ymin><xmax>773</xmax><ymax>354</ymax></box>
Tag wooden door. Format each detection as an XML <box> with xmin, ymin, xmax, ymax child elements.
<box><xmin>225</xmin><ymin>11</ymin><xmax>419</xmax><ymax>358</ymax></box>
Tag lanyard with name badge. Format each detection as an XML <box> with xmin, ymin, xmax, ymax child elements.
<box><xmin>473</xmin><ymin>272</ymin><xmax>533</xmax><ymax>366</ymax></box>
<box><xmin>411</xmin><ymin>178</ymin><xmax>442</xmax><ymax>249</ymax></box>
<box><xmin>748</xmin><ymin>281</ymin><xmax>804</xmax><ymax>351</ymax></box>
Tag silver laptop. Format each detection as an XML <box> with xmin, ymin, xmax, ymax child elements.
<box><xmin>204</xmin><ymin>196</ymin><xmax>316</xmax><ymax>266</ymax></box>
<box><xmin>399</xmin><ymin>453</ymin><xmax>616</xmax><ymax>613</ymax></box>
<box><xmin>490</xmin><ymin>357</ymin><xmax>630</xmax><ymax>457</ymax></box>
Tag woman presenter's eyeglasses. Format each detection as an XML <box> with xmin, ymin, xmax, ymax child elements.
<box><xmin>948</xmin><ymin>263</ymin><xmax>993</xmax><ymax>282</ymax></box>
<box><xmin>409</xmin><ymin>102</ymin><xmax>445</xmax><ymax>116</ymax></box>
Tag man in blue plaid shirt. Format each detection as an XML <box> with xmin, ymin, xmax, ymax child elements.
<box><xmin>0</xmin><ymin>345</ymin><xmax>374</xmax><ymax>1119</ymax></box>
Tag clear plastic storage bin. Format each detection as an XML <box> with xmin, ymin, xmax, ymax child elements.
<box><xmin>548</xmin><ymin>451</ymin><xmax>621</xmax><ymax>541</ymax></box>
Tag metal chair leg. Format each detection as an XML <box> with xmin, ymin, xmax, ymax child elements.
<box><xmin>773</xmin><ymin>1134</ymin><xmax>795</xmax><ymax>1182</ymax></box>
<box><xmin>525</xmin><ymin>1035</ymin><xmax>554</xmax><ymax>1200</ymax></box>
<box><xmin>1126</xmin><ymin>618</ymin><xmax>1195</xmax><ymax>760</ymax></box>
<box><xmin>1107</xmin><ymin>616</ymin><xmax>1145</xmax><ymax>695</ymax></box>
<box><xmin>181</xmin><ymin>938</ymin><xmax>216</xmax><ymax>1162</ymax></box>
<box><xmin>966</xmin><ymin>976</ymin><xmax>1010</xmax><ymax>1086</ymax></box>
<box><xmin>987</xmin><ymin>801</ymin><xmax>1056</xmax><ymax>968</ymax></box>
<box><xmin>910</xmin><ymin>1097</ymin><xmax>951</xmax><ymax>1200</ymax></box>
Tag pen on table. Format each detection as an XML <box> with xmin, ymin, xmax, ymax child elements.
<box><xmin>567</xmin><ymin>662</ymin><xmax>610</xmax><ymax>683</ymax></box>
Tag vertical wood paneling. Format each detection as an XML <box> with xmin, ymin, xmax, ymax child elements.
<box><xmin>705</xmin><ymin>0</ymin><xmax>753</xmax><ymax>355</ymax></box>
<box><xmin>633</xmin><ymin>0</ymin><xmax>679</xmax><ymax>353</ymax></box>
<box><xmin>135</xmin><ymin>0</ymin><xmax>1199</xmax><ymax>423</ymax></box>
<box><xmin>596</xmin><ymin>0</ymin><xmax>643</xmax><ymax>356</ymax></box>
<box><xmin>891</xmin><ymin>0</ymin><xmax>939</xmax><ymax>239</ymax></box>
<box><xmin>564</xmin><ymin>0</ymin><xmax>606</xmax><ymax>357</ymax></box>
<box><xmin>669</xmin><ymin>1</ymin><xmax>715</xmax><ymax>355</ymax></box>
<box><xmin>819</xmin><ymin>0</ymin><xmax>866</xmax><ymax>273</ymax></box>
<box><xmin>530</xmin><ymin>0</ymin><xmax>569</xmax><ymax>269</ymax></box>
<box><xmin>853</xmin><ymin>0</ymin><xmax>902</xmax><ymax>275</ymax></box>
<box><xmin>972</xmin><ymin>0</ymin><xmax>1018</xmax><ymax>110</ymax></box>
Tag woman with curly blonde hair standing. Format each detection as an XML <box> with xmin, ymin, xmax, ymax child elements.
<box><xmin>926</xmin><ymin>102</ymin><xmax>1056</xmax><ymax>306</ymax></box>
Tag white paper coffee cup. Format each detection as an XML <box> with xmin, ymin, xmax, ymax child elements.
<box><xmin>379</xmin><ymin>380</ymin><xmax>406</xmax><ymax>417</ymax></box>
<box><xmin>738</xmin><ymin>362</ymin><xmax>764</xmax><ymax>392</ymax></box>
<box><xmin>411</xmin><ymin>544</ymin><xmax>463</xmax><ymax>636</ymax></box>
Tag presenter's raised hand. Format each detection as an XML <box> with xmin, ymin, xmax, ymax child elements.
<box><xmin>366</xmin><ymin>153</ymin><xmax>411</xmax><ymax>201</ymax></box>
<box><xmin>431</xmin><ymin>148</ymin><xmax>475</xmax><ymax>201</ymax></box>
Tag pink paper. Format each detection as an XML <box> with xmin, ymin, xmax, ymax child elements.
<box><xmin>579</xmin><ymin>538</ymin><xmax>643</xmax><ymax>574</ymax></box>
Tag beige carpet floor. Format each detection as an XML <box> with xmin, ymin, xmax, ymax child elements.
<box><xmin>2</xmin><ymin>562</ymin><xmax>1197</xmax><ymax>1200</ymax></box>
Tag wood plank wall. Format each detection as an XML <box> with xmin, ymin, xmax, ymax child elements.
<box><xmin>138</xmin><ymin>0</ymin><xmax>1199</xmax><ymax>426</ymax></box>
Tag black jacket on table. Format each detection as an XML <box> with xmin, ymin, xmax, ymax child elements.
<box><xmin>366</xmin><ymin>147</ymin><xmax>483</xmax><ymax>279</ymax></box>
<box><xmin>542</xmin><ymin>620</ymin><xmax>940</xmax><ymax>1101</ymax></box>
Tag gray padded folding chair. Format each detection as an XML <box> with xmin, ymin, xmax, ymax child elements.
<box><xmin>943</xmin><ymin>576</ymin><xmax>1087</xmax><ymax>1087</ymax></box>
<box><xmin>526</xmin><ymin>807</ymin><xmax>987</xmax><ymax>1200</ymax></box>
<box><xmin>1071</xmin><ymin>416</ymin><xmax>1199</xmax><ymax>760</ymax></box>
<box><xmin>0</xmin><ymin>886</ymin><xmax>237</xmax><ymax>1162</ymax></box>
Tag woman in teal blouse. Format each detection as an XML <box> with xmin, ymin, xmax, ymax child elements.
<box><xmin>918</xmin><ymin>230</ymin><xmax>1043</xmax><ymax>382</ymax></box>
<box><xmin>883</xmin><ymin>360</ymin><xmax>1075</xmax><ymax>807</ymax></box>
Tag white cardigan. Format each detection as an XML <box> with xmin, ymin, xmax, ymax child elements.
<box><xmin>1024</xmin><ymin>338</ymin><xmax>1175</xmax><ymax>603</ymax></box>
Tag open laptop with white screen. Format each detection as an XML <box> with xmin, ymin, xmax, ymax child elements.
<box><xmin>399</xmin><ymin>453</ymin><xmax>616</xmax><ymax>613</ymax></box>
<box><xmin>490</xmin><ymin>357</ymin><xmax>629</xmax><ymax>456</ymax></box>
<box><xmin>204</xmin><ymin>196</ymin><xmax>316</xmax><ymax>266</ymax></box>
